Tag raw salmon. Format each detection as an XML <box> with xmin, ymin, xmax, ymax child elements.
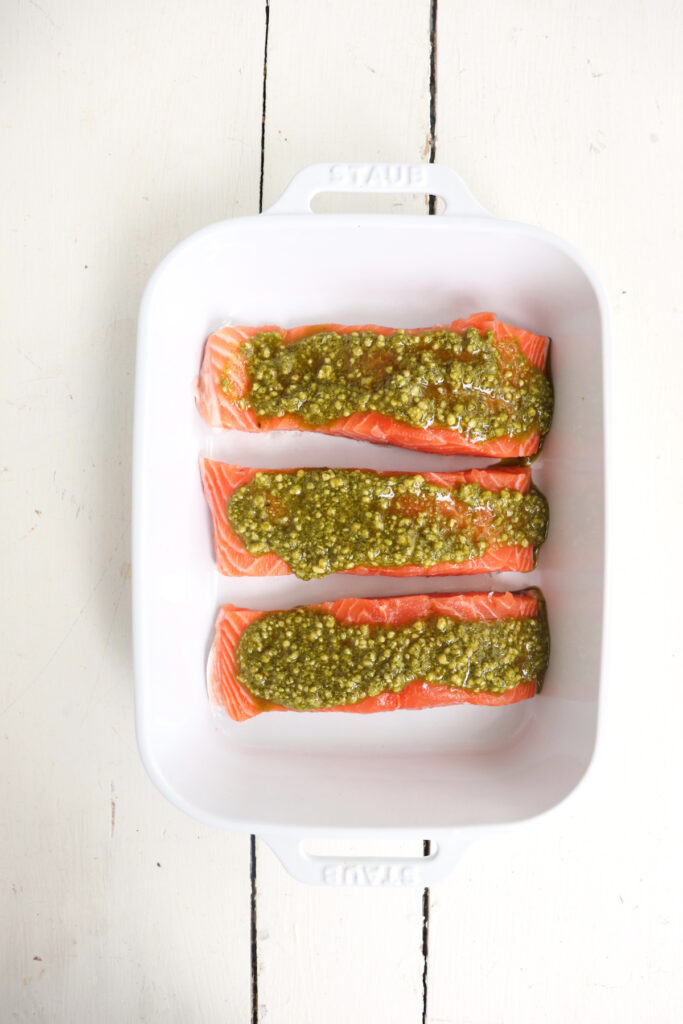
<box><xmin>208</xmin><ymin>590</ymin><xmax>546</xmax><ymax>722</ymax></box>
<box><xmin>200</xmin><ymin>459</ymin><xmax>547</xmax><ymax>578</ymax></box>
<box><xmin>196</xmin><ymin>313</ymin><xmax>551</xmax><ymax>457</ymax></box>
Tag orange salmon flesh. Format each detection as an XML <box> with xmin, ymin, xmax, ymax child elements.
<box><xmin>208</xmin><ymin>590</ymin><xmax>543</xmax><ymax>722</ymax></box>
<box><xmin>200</xmin><ymin>459</ymin><xmax>541</xmax><ymax>578</ymax></box>
<box><xmin>196</xmin><ymin>313</ymin><xmax>550</xmax><ymax>457</ymax></box>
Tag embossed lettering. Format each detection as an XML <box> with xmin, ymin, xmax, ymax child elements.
<box><xmin>365</xmin><ymin>864</ymin><xmax>389</xmax><ymax>886</ymax></box>
<box><xmin>386</xmin><ymin>164</ymin><xmax>406</xmax><ymax>186</ymax></box>
<box><xmin>321</xmin><ymin>861</ymin><xmax>419</xmax><ymax>886</ymax></box>
<box><xmin>322</xmin><ymin>864</ymin><xmax>342</xmax><ymax>885</ymax></box>
<box><xmin>328</xmin><ymin>164</ymin><xmax>348</xmax><ymax>185</ymax></box>
<box><xmin>366</xmin><ymin>165</ymin><xmax>385</xmax><ymax>188</ymax></box>
<box><xmin>326</xmin><ymin>163</ymin><xmax>425</xmax><ymax>193</ymax></box>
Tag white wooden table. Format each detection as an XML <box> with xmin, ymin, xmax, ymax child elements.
<box><xmin>3</xmin><ymin>2</ymin><xmax>682</xmax><ymax>1020</ymax></box>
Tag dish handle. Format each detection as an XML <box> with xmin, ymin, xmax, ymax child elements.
<box><xmin>260</xmin><ymin>832</ymin><xmax>480</xmax><ymax>887</ymax></box>
<box><xmin>264</xmin><ymin>162</ymin><xmax>490</xmax><ymax>217</ymax></box>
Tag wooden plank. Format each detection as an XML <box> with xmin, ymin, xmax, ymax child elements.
<box><xmin>262</xmin><ymin>0</ymin><xmax>434</xmax><ymax>214</ymax></box>
<box><xmin>428</xmin><ymin>1</ymin><xmax>683</xmax><ymax>1021</ymax></box>
<box><xmin>255</xmin><ymin>2</ymin><xmax>433</xmax><ymax>1021</ymax></box>
<box><xmin>254</xmin><ymin>839</ymin><xmax>427</xmax><ymax>1024</ymax></box>
<box><xmin>0</xmin><ymin>1</ymin><xmax>264</xmax><ymax>1020</ymax></box>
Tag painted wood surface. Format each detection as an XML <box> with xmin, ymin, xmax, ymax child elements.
<box><xmin>254</xmin><ymin>839</ymin><xmax>426</xmax><ymax>1024</ymax></box>
<box><xmin>0</xmin><ymin>1</ymin><xmax>263</xmax><ymax>1019</ymax></box>
<box><xmin>2</xmin><ymin>0</ymin><xmax>683</xmax><ymax>1021</ymax></box>
<box><xmin>262</xmin><ymin>0</ymin><xmax>432</xmax><ymax>214</ymax></box>
<box><xmin>255</xmin><ymin>3</ymin><xmax>433</xmax><ymax>1020</ymax></box>
<box><xmin>427</xmin><ymin>2</ymin><xmax>683</xmax><ymax>1021</ymax></box>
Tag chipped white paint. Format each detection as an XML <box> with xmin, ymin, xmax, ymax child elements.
<box><xmin>3</xmin><ymin>0</ymin><xmax>683</xmax><ymax>1021</ymax></box>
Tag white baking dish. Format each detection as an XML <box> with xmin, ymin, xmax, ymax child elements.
<box><xmin>133</xmin><ymin>162</ymin><xmax>610</xmax><ymax>885</ymax></box>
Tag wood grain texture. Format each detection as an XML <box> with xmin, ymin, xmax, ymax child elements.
<box><xmin>254</xmin><ymin>2</ymin><xmax>434</xmax><ymax>1019</ymax></box>
<box><xmin>0</xmin><ymin>1</ymin><xmax>263</xmax><ymax>1019</ymax></box>
<box><xmin>3</xmin><ymin>0</ymin><xmax>683</xmax><ymax>1020</ymax></box>
<box><xmin>261</xmin><ymin>0</ymin><xmax>433</xmax><ymax>214</ymax></box>
<box><xmin>429</xmin><ymin>2</ymin><xmax>683</xmax><ymax>1021</ymax></box>
<box><xmin>254</xmin><ymin>839</ymin><xmax>426</xmax><ymax>1024</ymax></box>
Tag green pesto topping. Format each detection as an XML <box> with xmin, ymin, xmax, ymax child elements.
<box><xmin>232</xmin><ymin>327</ymin><xmax>553</xmax><ymax>441</ymax></box>
<box><xmin>237</xmin><ymin>608</ymin><xmax>549</xmax><ymax>710</ymax></box>
<box><xmin>228</xmin><ymin>469</ymin><xmax>548</xmax><ymax>580</ymax></box>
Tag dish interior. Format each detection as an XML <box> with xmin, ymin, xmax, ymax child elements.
<box><xmin>134</xmin><ymin>213</ymin><xmax>605</xmax><ymax>832</ymax></box>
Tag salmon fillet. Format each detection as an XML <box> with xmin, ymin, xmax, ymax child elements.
<box><xmin>200</xmin><ymin>459</ymin><xmax>545</xmax><ymax>578</ymax></box>
<box><xmin>208</xmin><ymin>590</ymin><xmax>545</xmax><ymax>722</ymax></box>
<box><xmin>196</xmin><ymin>313</ymin><xmax>550</xmax><ymax>457</ymax></box>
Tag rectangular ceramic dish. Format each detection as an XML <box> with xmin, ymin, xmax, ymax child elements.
<box><xmin>133</xmin><ymin>162</ymin><xmax>610</xmax><ymax>885</ymax></box>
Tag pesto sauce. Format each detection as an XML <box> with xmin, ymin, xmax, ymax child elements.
<box><xmin>237</xmin><ymin>609</ymin><xmax>550</xmax><ymax>710</ymax></box>
<box><xmin>233</xmin><ymin>327</ymin><xmax>553</xmax><ymax>441</ymax></box>
<box><xmin>228</xmin><ymin>469</ymin><xmax>548</xmax><ymax>580</ymax></box>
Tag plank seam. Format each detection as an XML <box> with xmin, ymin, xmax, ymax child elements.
<box><xmin>427</xmin><ymin>0</ymin><xmax>438</xmax><ymax>214</ymax></box>
<box><xmin>422</xmin><ymin>840</ymin><xmax>431</xmax><ymax>1024</ymax></box>
<box><xmin>252</xmin><ymin>5</ymin><xmax>269</xmax><ymax>1019</ymax></box>
<box><xmin>258</xmin><ymin>0</ymin><xmax>271</xmax><ymax>214</ymax></box>
<box><xmin>250</xmin><ymin>834</ymin><xmax>258</xmax><ymax>1023</ymax></box>
<box><xmin>424</xmin><ymin>5</ymin><xmax>437</xmax><ymax>1017</ymax></box>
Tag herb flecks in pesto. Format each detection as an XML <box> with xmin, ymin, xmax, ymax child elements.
<box><xmin>232</xmin><ymin>327</ymin><xmax>553</xmax><ymax>441</ymax></box>
<box><xmin>237</xmin><ymin>609</ymin><xmax>549</xmax><ymax>710</ymax></box>
<box><xmin>228</xmin><ymin>469</ymin><xmax>548</xmax><ymax>580</ymax></box>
